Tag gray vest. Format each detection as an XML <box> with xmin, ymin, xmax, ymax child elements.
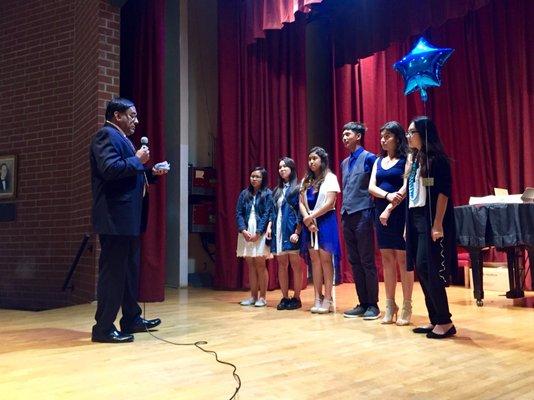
<box><xmin>341</xmin><ymin>149</ymin><xmax>374</xmax><ymax>214</ymax></box>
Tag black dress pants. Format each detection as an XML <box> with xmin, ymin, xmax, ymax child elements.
<box><xmin>93</xmin><ymin>234</ymin><xmax>142</xmax><ymax>335</ymax></box>
<box><xmin>342</xmin><ymin>209</ymin><xmax>379</xmax><ymax>306</ymax></box>
<box><xmin>410</xmin><ymin>207</ymin><xmax>452</xmax><ymax>325</ymax></box>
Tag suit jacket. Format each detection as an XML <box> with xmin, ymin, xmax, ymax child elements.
<box><xmin>90</xmin><ymin>122</ymin><xmax>146</xmax><ymax>236</ymax></box>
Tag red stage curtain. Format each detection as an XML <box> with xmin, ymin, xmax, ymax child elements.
<box><xmin>428</xmin><ymin>0</ymin><xmax>533</xmax><ymax>201</ymax></box>
<box><xmin>332</xmin><ymin>0</ymin><xmax>533</xmax><ymax>282</ymax></box>
<box><xmin>320</xmin><ymin>0</ymin><xmax>491</xmax><ymax>66</ymax></box>
<box><xmin>216</xmin><ymin>0</ymin><xmax>309</xmax><ymax>290</ymax></box>
<box><xmin>244</xmin><ymin>0</ymin><xmax>323</xmax><ymax>43</ymax></box>
<box><xmin>120</xmin><ymin>0</ymin><xmax>166</xmax><ymax>301</ymax></box>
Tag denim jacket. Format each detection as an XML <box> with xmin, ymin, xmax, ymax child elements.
<box><xmin>270</xmin><ymin>187</ymin><xmax>302</xmax><ymax>252</ymax></box>
<box><xmin>235</xmin><ymin>188</ymin><xmax>273</xmax><ymax>235</ymax></box>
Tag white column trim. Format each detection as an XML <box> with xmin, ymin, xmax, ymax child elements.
<box><xmin>179</xmin><ymin>0</ymin><xmax>189</xmax><ymax>288</ymax></box>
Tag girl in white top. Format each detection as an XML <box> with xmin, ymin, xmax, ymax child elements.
<box><xmin>299</xmin><ymin>147</ymin><xmax>341</xmax><ymax>314</ymax></box>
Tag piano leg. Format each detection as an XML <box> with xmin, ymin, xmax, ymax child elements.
<box><xmin>505</xmin><ymin>247</ymin><xmax>525</xmax><ymax>299</ymax></box>
<box><xmin>468</xmin><ymin>248</ymin><xmax>484</xmax><ymax>306</ymax></box>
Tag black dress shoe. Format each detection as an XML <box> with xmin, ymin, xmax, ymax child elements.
<box><xmin>412</xmin><ymin>326</ymin><xmax>434</xmax><ymax>334</ymax></box>
<box><xmin>121</xmin><ymin>318</ymin><xmax>162</xmax><ymax>334</ymax></box>
<box><xmin>426</xmin><ymin>325</ymin><xmax>457</xmax><ymax>339</ymax></box>
<box><xmin>92</xmin><ymin>329</ymin><xmax>134</xmax><ymax>343</ymax></box>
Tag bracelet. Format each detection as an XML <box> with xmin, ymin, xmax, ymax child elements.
<box><xmin>384</xmin><ymin>192</ymin><xmax>389</xmax><ymax>199</ymax></box>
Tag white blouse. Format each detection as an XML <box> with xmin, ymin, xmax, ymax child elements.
<box><xmin>408</xmin><ymin>163</ymin><xmax>427</xmax><ymax>208</ymax></box>
<box><xmin>305</xmin><ymin>172</ymin><xmax>340</xmax><ymax>213</ymax></box>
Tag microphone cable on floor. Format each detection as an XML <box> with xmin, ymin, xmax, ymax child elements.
<box><xmin>141</xmin><ymin>303</ymin><xmax>241</xmax><ymax>400</ymax></box>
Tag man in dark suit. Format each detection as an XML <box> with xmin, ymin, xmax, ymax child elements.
<box><xmin>90</xmin><ymin>97</ymin><xmax>167</xmax><ymax>343</ymax></box>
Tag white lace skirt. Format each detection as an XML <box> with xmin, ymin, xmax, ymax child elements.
<box><xmin>236</xmin><ymin>208</ymin><xmax>270</xmax><ymax>258</ymax></box>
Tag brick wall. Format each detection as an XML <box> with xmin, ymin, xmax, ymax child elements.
<box><xmin>0</xmin><ymin>0</ymin><xmax>120</xmax><ymax>310</ymax></box>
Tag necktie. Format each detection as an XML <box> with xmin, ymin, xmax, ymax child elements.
<box><xmin>348</xmin><ymin>153</ymin><xmax>357</xmax><ymax>172</ymax></box>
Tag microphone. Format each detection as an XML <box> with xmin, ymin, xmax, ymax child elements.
<box><xmin>140</xmin><ymin>136</ymin><xmax>149</xmax><ymax>150</ymax></box>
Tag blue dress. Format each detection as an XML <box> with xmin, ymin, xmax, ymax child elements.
<box><xmin>374</xmin><ymin>157</ymin><xmax>406</xmax><ymax>250</ymax></box>
<box><xmin>301</xmin><ymin>187</ymin><xmax>342</xmax><ymax>282</ymax></box>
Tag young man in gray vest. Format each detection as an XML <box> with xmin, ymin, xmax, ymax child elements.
<box><xmin>341</xmin><ymin>122</ymin><xmax>380</xmax><ymax>320</ymax></box>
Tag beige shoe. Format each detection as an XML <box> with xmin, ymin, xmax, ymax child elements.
<box><xmin>396</xmin><ymin>299</ymin><xmax>412</xmax><ymax>326</ymax></box>
<box><xmin>381</xmin><ymin>299</ymin><xmax>399</xmax><ymax>324</ymax></box>
<box><xmin>239</xmin><ymin>297</ymin><xmax>256</xmax><ymax>306</ymax></box>
<box><xmin>317</xmin><ymin>298</ymin><xmax>333</xmax><ymax>314</ymax></box>
<box><xmin>254</xmin><ymin>297</ymin><xmax>267</xmax><ymax>307</ymax></box>
<box><xmin>310</xmin><ymin>296</ymin><xmax>323</xmax><ymax>313</ymax></box>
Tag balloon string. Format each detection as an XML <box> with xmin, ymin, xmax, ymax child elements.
<box><xmin>423</xmin><ymin>102</ymin><xmax>433</xmax><ymax>237</ymax></box>
<box><xmin>422</xmin><ymin>103</ymin><xmax>446</xmax><ymax>285</ymax></box>
<box><xmin>438</xmin><ymin>238</ymin><xmax>447</xmax><ymax>284</ymax></box>
<box><xmin>423</xmin><ymin>103</ymin><xmax>442</xmax><ymax>283</ymax></box>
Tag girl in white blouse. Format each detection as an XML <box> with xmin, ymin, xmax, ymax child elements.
<box><xmin>300</xmin><ymin>147</ymin><xmax>341</xmax><ymax>314</ymax></box>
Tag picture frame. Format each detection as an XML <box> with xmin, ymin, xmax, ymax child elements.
<box><xmin>0</xmin><ymin>155</ymin><xmax>17</xmax><ymax>200</ymax></box>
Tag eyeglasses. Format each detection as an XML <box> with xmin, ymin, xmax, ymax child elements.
<box><xmin>405</xmin><ymin>130</ymin><xmax>419</xmax><ymax>138</ymax></box>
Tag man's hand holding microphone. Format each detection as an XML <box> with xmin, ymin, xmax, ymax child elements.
<box><xmin>136</xmin><ymin>136</ymin><xmax>150</xmax><ymax>164</ymax></box>
<box><xmin>136</xmin><ymin>136</ymin><xmax>170</xmax><ymax>175</ymax></box>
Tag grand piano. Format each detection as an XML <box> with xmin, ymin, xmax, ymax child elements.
<box><xmin>454</xmin><ymin>203</ymin><xmax>534</xmax><ymax>306</ymax></box>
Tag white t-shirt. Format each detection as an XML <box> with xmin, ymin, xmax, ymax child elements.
<box><xmin>305</xmin><ymin>171</ymin><xmax>340</xmax><ymax>213</ymax></box>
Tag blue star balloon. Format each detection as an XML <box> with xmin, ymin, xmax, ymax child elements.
<box><xmin>393</xmin><ymin>37</ymin><xmax>454</xmax><ymax>102</ymax></box>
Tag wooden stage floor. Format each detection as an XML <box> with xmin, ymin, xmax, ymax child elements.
<box><xmin>1</xmin><ymin>283</ymin><xmax>533</xmax><ymax>400</ymax></box>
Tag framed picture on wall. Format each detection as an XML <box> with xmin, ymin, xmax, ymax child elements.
<box><xmin>0</xmin><ymin>155</ymin><xmax>17</xmax><ymax>200</ymax></box>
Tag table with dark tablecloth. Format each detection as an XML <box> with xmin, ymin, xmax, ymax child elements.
<box><xmin>455</xmin><ymin>203</ymin><xmax>534</xmax><ymax>305</ymax></box>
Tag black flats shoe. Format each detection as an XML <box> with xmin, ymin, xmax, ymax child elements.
<box><xmin>412</xmin><ymin>326</ymin><xmax>434</xmax><ymax>334</ymax></box>
<box><xmin>277</xmin><ymin>297</ymin><xmax>291</xmax><ymax>310</ymax></box>
<box><xmin>287</xmin><ymin>297</ymin><xmax>302</xmax><ymax>310</ymax></box>
<box><xmin>426</xmin><ymin>325</ymin><xmax>457</xmax><ymax>339</ymax></box>
<box><xmin>276</xmin><ymin>297</ymin><xmax>302</xmax><ymax>310</ymax></box>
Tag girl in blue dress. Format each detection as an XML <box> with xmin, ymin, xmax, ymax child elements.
<box><xmin>299</xmin><ymin>147</ymin><xmax>341</xmax><ymax>314</ymax></box>
<box><xmin>369</xmin><ymin>121</ymin><xmax>414</xmax><ymax>325</ymax></box>
<box><xmin>235</xmin><ymin>167</ymin><xmax>273</xmax><ymax>307</ymax></box>
<box><xmin>266</xmin><ymin>157</ymin><xmax>304</xmax><ymax>310</ymax></box>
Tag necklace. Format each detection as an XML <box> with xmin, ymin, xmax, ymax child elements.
<box><xmin>382</xmin><ymin>156</ymin><xmax>398</xmax><ymax>169</ymax></box>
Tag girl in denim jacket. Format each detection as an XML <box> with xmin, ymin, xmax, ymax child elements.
<box><xmin>236</xmin><ymin>166</ymin><xmax>273</xmax><ymax>307</ymax></box>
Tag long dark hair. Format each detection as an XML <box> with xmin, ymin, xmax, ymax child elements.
<box><xmin>301</xmin><ymin>146</ymin><xmax>329</xmax><ymax>193</ymax></box>
<box><xmin>273</xmin><ymin>157</ymin><xmax>299</xmax><ymax>202</ymax></box>
<box><xmin>409</xmin><ymin>116</ymin><xmax>449</xmax><ymax>177</ymax></box>
<box><xmin>243</xmin><ymin>166</ymin><xmax>269</xmax><ymax>203</ymax></box>
<box><xmin>379</xmin><ymin>121</ymin><xmax>408</xmax><ymax>159</ymax></box>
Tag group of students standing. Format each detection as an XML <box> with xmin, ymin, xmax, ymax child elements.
<box><xmin>235</xmin><ymin>116</ymin><xmax>458</xmax><ymax>339</ymax></box>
